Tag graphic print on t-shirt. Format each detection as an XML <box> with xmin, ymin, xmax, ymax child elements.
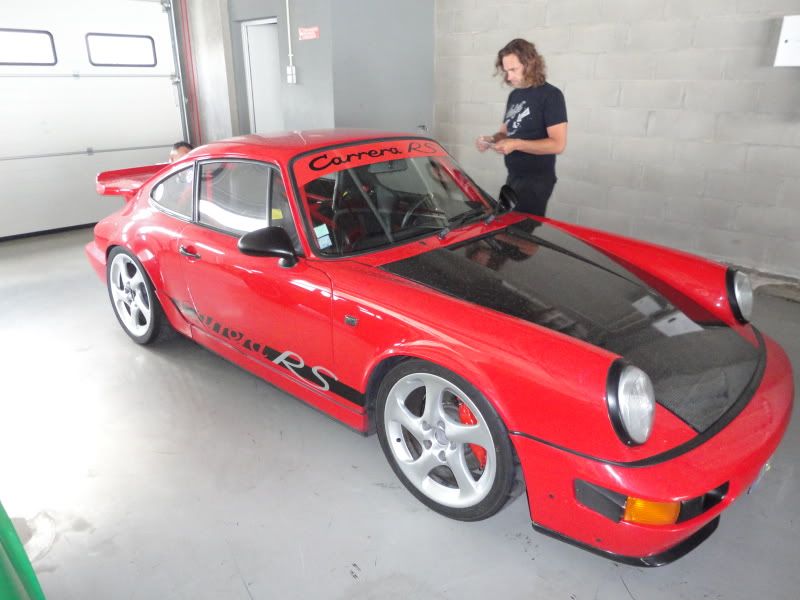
<box><xmin>505</xmin><ymin>102</ymin><xmax>531</xmax><ymax>136</ymax></box>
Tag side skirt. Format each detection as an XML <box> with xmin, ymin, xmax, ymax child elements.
<box><xmin>191</xmin><ymin>325</ymin><xmax>369</xmax><ymax>432</ymax></box>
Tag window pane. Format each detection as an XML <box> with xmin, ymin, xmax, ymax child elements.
<box><xmin>86</xmin><ymin>33</ymin><xmax>156</xmax><ymax>67</ymax></box>
<box><xmin>301</xmin><ymin>156</ymin><xmax>488</xmax><ymax>255</ymax></box>
<box><xmin>151</xmin><ymin>167</ymin><xmax>193</xmax><ymax>218</ymax></box>
<box><xmin>0</xmin><ymin>28</ymin><xmax>56</xmax><ymax>65</ymax></box>
<box><xmin>270</xmin><ymin>172</ymin><xmax>300</xmax><ymax>252</ymax></box>
<box><xmin>199</xmin><ymin>162</ymin><xmax>268</xmax><ymax>235</ymax></box>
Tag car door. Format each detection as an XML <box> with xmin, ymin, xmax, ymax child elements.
<box><xmin>177</xmin><ymin>159</ymin><xmax>336</xmax><ymax>393</ymax></box>
<box><xmin>146</xmin><ymin>164</ymin><xmax>195</xmax><ymax>315</ymax></box>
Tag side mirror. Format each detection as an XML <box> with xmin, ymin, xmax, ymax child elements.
<box><xmin>238</xmin><ymin>226</ymin><xmax>297</xmax><ymax>267</ymax></box>
<box><xmin>498</xmin><ymin>185</ymin><xmax>518</xmax><ymax>213</ymax></box>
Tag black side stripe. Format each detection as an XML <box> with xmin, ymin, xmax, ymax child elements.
<box><xmin>169</xmin><ymin>298</ymin><xmax>366</xmax><ymax>406</ymax></box>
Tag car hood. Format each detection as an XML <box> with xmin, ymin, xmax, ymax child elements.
<box><xmin>381</xmin><ymin>220</ymin><xmax>762</xmax><ymax>433</ymax></box>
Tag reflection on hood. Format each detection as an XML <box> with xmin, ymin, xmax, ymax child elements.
<box><xmin>382</xmin><ymin>220</ymin><xmax>761</xmax><ymax>432</ymax></box>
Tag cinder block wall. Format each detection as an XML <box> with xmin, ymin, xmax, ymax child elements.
<box><xmin>434</xmin><ymin>0</ymin><xmax>800</xmax><ymax>279</ymax></box>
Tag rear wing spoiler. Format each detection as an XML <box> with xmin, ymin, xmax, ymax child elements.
<box><xmin>96</xmin><ymin>163</ymin><xmax>168</xmax><ymax>201</ymax></box>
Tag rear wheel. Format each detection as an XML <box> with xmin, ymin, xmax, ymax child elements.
<box><xmin>376</xmin><ymin>359</ymin><xmax>517</xmax><ymax>521</ymax></box>
<box><xmin>106</xmin><ymin>247</ymin><xmax>171</xmax><ymax>345</ymax></box>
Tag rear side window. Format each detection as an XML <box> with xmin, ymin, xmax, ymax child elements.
<box><xmin>0</xmin><ymin>28</ymin><xmax>57</xmax><ymax>65</ymax></box>
<box><xmin>151</xmin><ymin>167</ymin><xmax>193</xmax><ymax>218</ymax></box>
<box><xmin>198</xmin><ymin>162</ymin><xmax>269</xmax><ymax>235</ymax></box>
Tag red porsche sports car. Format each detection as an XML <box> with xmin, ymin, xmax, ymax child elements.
<box><xmin>86</xmin><ymin>130</ymin><xmax>793</xmax><ymax>566</ymax></box>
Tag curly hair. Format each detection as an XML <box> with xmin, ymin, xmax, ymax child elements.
<box><xmin>495</xmin><ymin>39</ymin><xmax>547</xmax><ymax>87</ymax></box>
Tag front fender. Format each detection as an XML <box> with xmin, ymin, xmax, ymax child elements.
<box><xmin>359</xmin><ymin>341</ymin><xmax>502</xmax><ymax>419</ymax></box>
<box><xmin>546</xmin><ymin>219</ymin><xmax>738</xmax><ymax>327</ymax></box>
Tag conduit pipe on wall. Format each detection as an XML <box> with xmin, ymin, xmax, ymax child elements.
<box><xmin>285</xmin><ymin>0</ymin><xmax>297</xmax><ymax>83</ymax></box>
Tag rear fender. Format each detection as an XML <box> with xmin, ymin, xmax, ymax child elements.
<box><xmin>105</xmin><ymin>241</ymin><xmax>193</xmax><ymax>337</ymax></box>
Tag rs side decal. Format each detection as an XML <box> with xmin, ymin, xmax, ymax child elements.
<box><xmin>173</xmin><ymin>300</ymin><xmax>365</xmax><ymax>406</ymax></box>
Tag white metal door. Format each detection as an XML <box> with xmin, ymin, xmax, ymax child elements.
<box><xmin>241</xmin><ymin>18</ymin><xmax>284</xmax><ymax>134</ymax></box>
<box><xmin>0</xmin><ymin>0</ymin><xmax>185</xmax><ymax>237</ymax></box>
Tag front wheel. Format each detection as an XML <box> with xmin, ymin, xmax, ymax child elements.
<box><xmin>106</xmin><ymin>247</ymin><xmax>171</xmax><ymax>345</ymax></box>
<box><xmin>376</xmin><ymin>359</ymin><xmax>517</xmax><ymax>521</ymax></box>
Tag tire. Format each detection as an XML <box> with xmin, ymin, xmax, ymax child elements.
<box><xmin>106</xmin><ymin>247</ymin><xmax>172</xmax><ymax>345</ymax></box>
<box><xmin>376</xmin><ymin>359</ymin><xmax>517</xmax><ymax>521</ymax></box>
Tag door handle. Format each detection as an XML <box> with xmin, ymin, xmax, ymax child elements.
<box><xmin>179</xmin><ymin>245</ymin><xmax>201</xmax><ymax>260</ymax></box>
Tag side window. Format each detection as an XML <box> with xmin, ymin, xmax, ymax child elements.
<box><xmin>269</xmin><ymin>171</ymin><xmax>301</xmax><ymax>253</ymax></box>
<box><xmin>198</xmin><ymin>161</ymin><xmax>269</xmax><ymax>235</ymax></box>
<box><xmin>151</xmin><ymin>166</ymin><xmax>193</xmax><ymax>218</ymax></box>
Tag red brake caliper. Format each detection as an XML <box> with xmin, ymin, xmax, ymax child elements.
<box><xmin>457</xmin><ymin>402</ymin><xmax>487</xmax><ymax>469</ymax></box>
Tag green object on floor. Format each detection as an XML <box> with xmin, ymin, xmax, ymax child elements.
<box><xmin>0</xmin><ymin>501</ymin><xmax>45</xmax><ymax>600</ymax></box>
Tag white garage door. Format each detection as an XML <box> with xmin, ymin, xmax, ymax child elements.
<box><xmin>0</xmin><ymin>0</ymin><xmax>186</xmax><ymax>238</ymax></box>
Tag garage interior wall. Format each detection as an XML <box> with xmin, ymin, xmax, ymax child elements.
<box><xmin>228</xmin><ymin>0</ymin><xmax>336</xmax><ymax>134</ymax></box>
<box><xmin>181</xmin><ymin>0</ymin><xmax>797</xmax><ymax>278</ymax></box>
<box><xmin>331</xmin><ymin>0</ymin><xmax>434</xmax><ymax>132</ymax></box>
<box><xmin>435</xmin><ymin>0</ymin><xmax>800</xmax><ymax>279</ymax></box>
<box><xmin>185</xmin><ymin>0</ymin><xmax>432</xmax><ymax>138</ymax></box>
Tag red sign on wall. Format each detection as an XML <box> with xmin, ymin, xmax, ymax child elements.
<box><xmin>298</xmin><ymin>26</ymin><xmax>320</xmax><ymax>41</ymax></box>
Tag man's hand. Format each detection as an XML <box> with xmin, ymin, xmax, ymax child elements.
<box><xmin>493</xmin><ymin>138</ymin><xmax>519</xmax><ymax>155</ymax></box>
<box><xmin>493</xmin><ymin>124</ymin><xmax>568</xmax><ymax>156</ymax></box>
<box><xmin>475</xmin><ymin>135</ymin><xmax>494</xmax><ymax>153</ymax></box>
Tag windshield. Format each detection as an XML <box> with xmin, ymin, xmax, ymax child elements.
<box><xmin>293</xmin><ymin>139</ymin><xmax>493</xmax><ymax>256</ymax></box>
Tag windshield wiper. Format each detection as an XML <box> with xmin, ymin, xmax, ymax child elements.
<box><xmin>438</xmin><ymin>207</ymin><xmax>487</xmax><ymax>239</ymax></box>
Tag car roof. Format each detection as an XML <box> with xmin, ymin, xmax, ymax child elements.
<box><xmin>187</xmin><ymin>129</ymin><xmax>427</xmax><ymax>164</ymax></box>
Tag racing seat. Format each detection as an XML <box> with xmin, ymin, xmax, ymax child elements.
<box><xmin>331</xmin><ymin>170</ymin><xmax>388</xmax><ymax>252</ymax></box>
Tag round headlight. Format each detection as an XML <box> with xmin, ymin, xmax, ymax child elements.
<box><xmin>727</xmin><ymin>269</ymin><xmax>753</xmax><ymax>323</ymax></box>
<box><xmin>607</xmin><ymin>363</ymin><xmax>655</xmax><ymax>446</ymax></box>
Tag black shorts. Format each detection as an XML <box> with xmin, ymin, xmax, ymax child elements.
<box><xmin>505</xmin><ymin>173</ymin><xmax>557</xmax><ymax>217</ymax></box>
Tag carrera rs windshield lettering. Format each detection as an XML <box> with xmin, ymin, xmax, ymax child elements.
<box><xmin>307</xmin><ymin>141</ymin><xmax>440</xmax><ymax>172</ymax></box>
<box><xmin>309</xmin><ymin>147</ymin><xmax>401</xmax><ymax>171</ymax></box>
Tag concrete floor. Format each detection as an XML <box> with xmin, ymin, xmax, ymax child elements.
<box><xmin>1</xmin><ymin>228</ymin><xmax>798</xmax><ymax>600</ymax></box>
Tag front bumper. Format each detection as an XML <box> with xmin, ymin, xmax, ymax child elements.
<box><xmin>511</xmin><ymin>332</ymin><xmax>793</xmax><ymax>564</ymax></box>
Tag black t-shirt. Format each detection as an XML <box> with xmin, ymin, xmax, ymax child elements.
<box><xmin>503</xmin><ymin>82</ymin><xmax>567</xmax><ymax>177</ymax></box>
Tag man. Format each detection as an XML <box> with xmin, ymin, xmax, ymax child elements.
<box><xmin>476</xmin><ymin>39</ymin><xmax>567</xmax><ymax>217</ymax></box>
<box><xmin>169</xmin><ymin>141</ymin><xmax>194</xmax><ymax>163</ymax></box>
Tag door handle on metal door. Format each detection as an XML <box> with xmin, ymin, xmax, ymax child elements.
<box><xmin>179</xmin><ymin>245</ymin><xmax>201</xmax><ymax>260</ymax></box>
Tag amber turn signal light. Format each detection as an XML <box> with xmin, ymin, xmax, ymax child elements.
<box><xmin>623</xmin><ymin>497</ymin><xmax>681</xmax><ymax>525</ymax></box>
